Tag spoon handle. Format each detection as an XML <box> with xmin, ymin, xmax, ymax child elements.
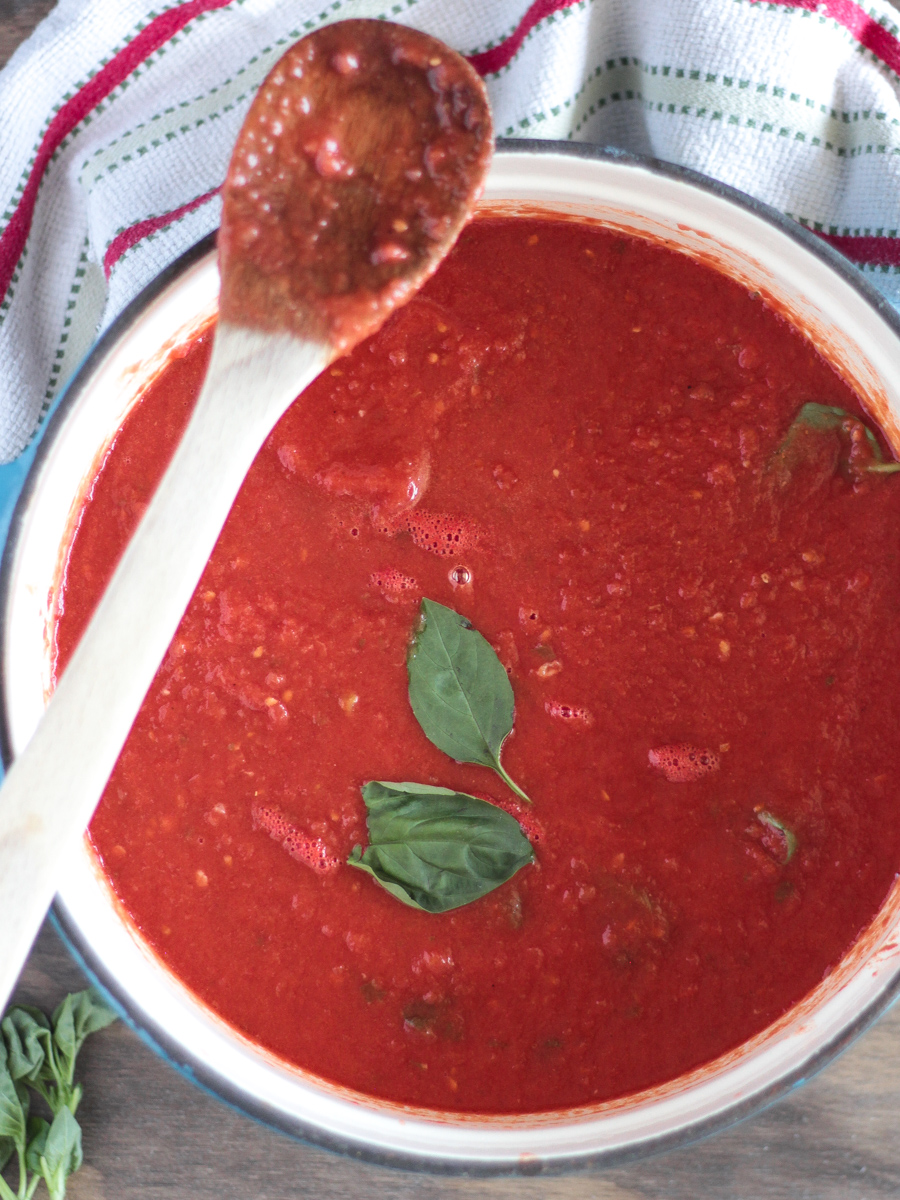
<box><xmin>0</xmin><ymin>326</ymin><xmax>328</xmax><ymax>1009</ymax></box>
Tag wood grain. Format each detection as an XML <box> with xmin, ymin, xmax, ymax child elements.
<box><xmin>3</xmin><ymin>0</ymin><xmax>900</xmax><ymax>1196</ymax></box>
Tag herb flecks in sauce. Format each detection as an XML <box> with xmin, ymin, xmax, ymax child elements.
<box><xmin>756</xmin><ymin>809</ymin><xmax>798</xmax><ymax>865</ymax></box>
<box><xmin>349</xmin><ymin>782</ymin><xmax>534</xmax><ymax>913</ymax></box>
<box><xmin>407</xmin><ymin>599</ymin><xmax>531</xmax><ymax>804</ymax></box>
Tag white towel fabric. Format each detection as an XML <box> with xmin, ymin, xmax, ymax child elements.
<box><xmin>0</xmin><ymin>0</ymin><xmax>899</xmax><ymax>463</ymax></box>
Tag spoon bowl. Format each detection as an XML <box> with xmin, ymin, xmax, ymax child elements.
<box><xmin>219</xmin><ymin>20</ymin><xmax>493</xmax><ymax>352</ymax></box>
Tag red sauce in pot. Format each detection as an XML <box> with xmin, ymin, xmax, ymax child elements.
<box><xmin>56</xmin><ymin>217</ymin><xmax>900</xmax><ymax>1114</ymax></box>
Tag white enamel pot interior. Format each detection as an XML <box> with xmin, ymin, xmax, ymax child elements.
<box><xmin>4</xmin><ymin>141</ymin><xmax>900</xmax><ymax>1175</ymax></box>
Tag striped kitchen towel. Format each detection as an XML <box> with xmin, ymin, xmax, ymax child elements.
<box><xmin>0</xmin><ymin>0</ymin><xmax>898</xmax><ymax>463</ymax></box>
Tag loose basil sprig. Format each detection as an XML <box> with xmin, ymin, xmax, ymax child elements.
<box><xmin>407</xmin><ymin>598</ymin><xmax>531</xmax><ymax>803</ymax></box>
<box><xmin>348</xmin><ymin>782</ymin><xmax>534</xmax><ymax>913</ymax></box>
<box><xmin>770</xmin><ymin>402</ymin><xmax>900</xmax><ymax>482</ymax></box>
<box><xmin>0</xmin><ymin>990</ymin><xmax>116</xmax><ymax>1200</ymax></box>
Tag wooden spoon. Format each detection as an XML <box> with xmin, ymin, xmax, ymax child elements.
<box><xmin>0</xmin><ymin>20</ymin><xmax>492</xmax><ymax>1007</ymax></box>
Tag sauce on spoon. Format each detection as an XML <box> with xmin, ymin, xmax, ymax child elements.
<box><xmin>219</xmin><ymin>20</ymin><xmax>492</xmax><ymax>351</ymax></box>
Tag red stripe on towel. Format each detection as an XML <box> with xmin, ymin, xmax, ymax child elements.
<box><xmin>103</xmin><ymin>186</ymin><xmax>220</xmax><ymax>277</ymax></box>
<box><xmin>467</xmin><ymin>0</ymin><xmax>582</xmax><ymax>76</ymax></box>
<box><xmin>815</xmin><ymin>230</ymin><xmax>900</xmax><ymax>266</ymax></box>
<box><xmin>0</xmin><ymin>0</ymin><xmax>233</xmax><ymax>301</ymax></box>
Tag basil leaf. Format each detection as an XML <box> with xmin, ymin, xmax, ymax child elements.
<box><xmin>68</xmin><ymin>990</ymin><xmax>118</xmax><ymax>1043</ymax></box>
<box><xmin>38</xmin><ymin>1107</ymin><xmax>82</xmax><ymax>1200</ymax></box>
<box><xmin>770</xmin><ymin>403</ymin><xmax>900</xmax><ymax>485</ymax></box>
<box><xmin>790</xmin><ymin>403</ymin><xmax>858</xmax><ymax>435</ymax></box>
<box><xmin>50</xmin><ymin>996</ymin><xmax>76</xmax><ymax>1086</ymax></box>
<box><xmin>349</xmin><ymin>781</ymin><xmax>534</xmax><ymax>913</ymax></box>
<box><xmin>2</xmin><ymin>1007</ymin><xmax>49</xmax><ymax>1083</ymax></box>
<box><xmin>0</xmin><ymin>1063</ymin><xmax>25</xmax><ymax>1150</ymax></box>
<box><xmin>24</xmin><ymin>1116</ymin><xmax>50</xmax><ymax>1175</ymax></box>
<box><xmin>407</xmin><ymin>599</ymin><xmax>530</xmax><ymax>802</ymax></box>
<box><xmin>51</xmin><ymin>990</ymin><xmax>116</xmax><ymax>1093</ymax></box>
<box><xmin>0</xmin><ymin>1134</ymin><xmax>14</xmax><ymax>1174</ymax></box>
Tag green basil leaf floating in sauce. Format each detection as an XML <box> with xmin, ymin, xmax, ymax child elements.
<box><xmin>770</xmin><ymin>402</ymin><xmax>900</xmax><ymax>487</ymax></box>
<box><xmin>348</xmin><ymin>781</ymin><xmax>534</xmax><ymax>913</ymax></box>
<box><xmin>407</xmin><ymin>598</ymin><xmax>531</xmax><ymax>803</ymax></box>
<box><xmin>757</xmin><ymin>810</ymin><xmax>798</xmax><ymax>864</ymax></box>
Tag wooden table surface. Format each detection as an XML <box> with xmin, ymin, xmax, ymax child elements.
<box><xmin>4</xmin><ymin>2</ymin><xmax>900</xmax><ymax>1197</ymax></box>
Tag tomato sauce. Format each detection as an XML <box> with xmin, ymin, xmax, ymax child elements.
<box><xmin>56</xmin><ymin>217</ymin><xmax>900</xmax><ymax>1114</ymax></box>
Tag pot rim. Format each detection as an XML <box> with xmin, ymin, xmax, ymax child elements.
<box><xmin>4</xmin><ymin>137</ymin><xmax>900</xmax><ymax>1176</ymax></box>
